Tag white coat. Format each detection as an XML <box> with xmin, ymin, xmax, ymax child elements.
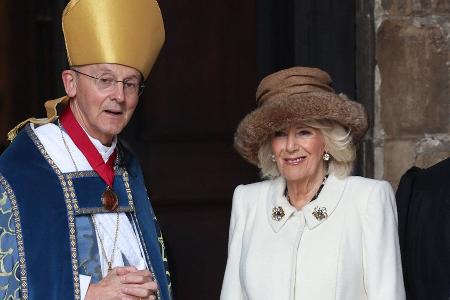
<box><xmin>220</xmin><ymin>175</ymin><xmax>405</xmax><ymax>300</ymax></box>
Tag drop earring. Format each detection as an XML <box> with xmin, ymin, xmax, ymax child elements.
<box><xmin>271</xmin><ymin>154</ymin><xmax>276</xmax><ymax>162</ymax></box>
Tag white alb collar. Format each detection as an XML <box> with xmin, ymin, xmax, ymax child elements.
<box><xmin>83</xmin><ymin>127</ymin><xmax>117</xmax><ymax>163</ymax></box>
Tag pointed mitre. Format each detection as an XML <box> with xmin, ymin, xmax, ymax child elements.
<box><xmin>62</xmin><ymin>0</ymin><xmax>165</xmax><ymax>79</ymax></box>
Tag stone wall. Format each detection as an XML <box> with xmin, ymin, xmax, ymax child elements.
<box><xmin>374</xmin><ymin>0</ymin><xmax>450</xmax><ymax>187</ymax></box>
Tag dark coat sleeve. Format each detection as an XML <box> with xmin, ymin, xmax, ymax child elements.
<box><xmin>396</xmin><ymin>166</ymin><xmax>421</xmax><ymax>260</ymax></box>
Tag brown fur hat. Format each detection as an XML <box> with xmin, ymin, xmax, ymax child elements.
<box><xmin>234</xmin><ymin>66</ymin><xmax>368</xmax><ymax>166</ymax></box>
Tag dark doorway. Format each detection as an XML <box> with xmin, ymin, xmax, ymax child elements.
<box><xmin>121</xmin><ymin>0</ymin><xmax>258</xmax><ymax>298</ymax></box>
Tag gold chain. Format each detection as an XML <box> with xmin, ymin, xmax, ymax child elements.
<box><xmin>58</xmin><ymin>119</ymin><xmax>79</xmax><ymax>172</ymax></box>
<box><xmin>91</xmin><ymin>213</ymin><xmax>120</xmax><ymax>272</ymax></box>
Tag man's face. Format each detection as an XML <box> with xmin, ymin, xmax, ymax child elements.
<box><xmin>63</xmin><ymin>64</ymin><xmax>141</xmax><ymax>145</ymax></box>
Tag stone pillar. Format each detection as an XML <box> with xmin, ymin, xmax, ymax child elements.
<box><xmin>374</xmin><ymin>0</ymin><xmax>450</xmax><ymax>187</ymax></box>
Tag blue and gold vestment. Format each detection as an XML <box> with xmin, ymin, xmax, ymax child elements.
<box><xmin>0</xmin><ymin>125</ymin><xmax>171</xmax><ymax>300</ymax></box>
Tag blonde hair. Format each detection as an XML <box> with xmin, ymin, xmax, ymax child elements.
<box><xmin>257</xmin><ymin>119</ymin><xmax>356</xmax><ymax>179</ymax></box>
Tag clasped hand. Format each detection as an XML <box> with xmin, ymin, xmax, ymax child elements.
<box><xmin>85</xmin><ymin>266</ymin><xmax>157</xmax><ymax>300</ymax></box>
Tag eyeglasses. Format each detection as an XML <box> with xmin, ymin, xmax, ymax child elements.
<box><xmin>71</xmin><ymin>69</ymin><xmax>145</xmax><ymax>96</ymax></box>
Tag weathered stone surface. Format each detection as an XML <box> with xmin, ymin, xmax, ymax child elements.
<box><xmin>377</xmin><ymin>19</ymin><xmax>449</xmax><ymax>138</ymax></box>
<box><xmin>381</xmin><ymin>0</ymin><xmax>450</xmax><ymax>15</ymax></box>
<box><xmin>414</xmin><ymin>135</ymin><xmax>450</xmax><ymax>168</ymax></box>
<box><xmin>381</xmin><ymin>136</ymin><xmax>450</xmax><ymax>187</ymax></box>
<box><xmin>383</xmin><ymin>140</ymin><xmax>416</xmax><ymax>188</ymax></box>
<box><xmin>415</xmin><ymin>152</ymin><xmax>450</xmax><ymax>169</ymax></box>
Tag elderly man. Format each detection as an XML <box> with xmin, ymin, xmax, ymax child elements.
<box><xmin>0</xmin><ymin>0</ymin><xmax>171</xmax><ymax>299</ymax></box>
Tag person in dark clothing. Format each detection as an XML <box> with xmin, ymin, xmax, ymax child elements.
<box><xmin>396</xmin><ymin>157</ymin><xmax>450</xmax><ymax>300</ymax></box>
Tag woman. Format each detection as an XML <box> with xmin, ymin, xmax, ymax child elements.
<box><xmin>220</xmin><ymin>67</ymin><xmax>405</xmax><ymax>300</ymax></box>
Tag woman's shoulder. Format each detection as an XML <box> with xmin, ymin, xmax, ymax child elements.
<box><xmin>234</xmin><ymin>179</ymin><xmax>273</xmax><ymax>195</ymax></box>
<box><xmin>232</xmin><ymin>179</ymin><xmax>276</xmax><ymax>209</ymax></box>
<box><xmin>341</xmin><ymin>176</ymin><xmax>395</xmax><ymax>211</ymax></box>
<box><xmin>335</xmin><ymin>176</ymin><xmax>394</xmax><ymax>207</ymax></box>
<box><xmin>233</xmin><ymin>180</ymin><xmax>276</xmax><ymax>214</ymax></box>
<box><xmin>344</xmin><ymin>176</ymin><xmax>393</xmax><ymax>191</ymax></box>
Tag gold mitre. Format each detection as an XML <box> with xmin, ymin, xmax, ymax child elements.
<box><xmin>63</xmin><ymin>0</ymin><xmax>165</xmax><ymax>79</ymax></box>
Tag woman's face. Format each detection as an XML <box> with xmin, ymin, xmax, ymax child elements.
<box><xmin>271</xmin><ymin>125</ymin><xmax>326</xmax><ymax>184</ymax></box>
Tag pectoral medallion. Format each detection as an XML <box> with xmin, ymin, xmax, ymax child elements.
<box><xmin>102</xmin><ymin>187</ymin><xmax>119</xmax><ymax>211</ymax></box>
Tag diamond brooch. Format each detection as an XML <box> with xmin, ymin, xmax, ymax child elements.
<box><xmin>271</xmin><ymin>206</ymin><xmax>285</xmax><ymax>221</ymax></box>
<box><xmin>312</xmin><ymin>206</ymin><xmax>328</xmax><ymax>221</ymax></box>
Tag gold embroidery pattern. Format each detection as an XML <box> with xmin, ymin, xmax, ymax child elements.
<box><xmin>156</xmin><ymin>222</ymin><xmax>172</xmax><ymax>291</ymax></box>
<box><xmin>68</xmin><ymin>169</ymin><xmax>124</xmax><ymax>179</ymax></box>
<box><xmin>11</xmin><ymin>261</ymin><xmax>21</xmax><ymax>299</ymax></box>
<box><xmin>0</xmin><ymin>176</ymin><xmax>28</xmax><ymax>299</ymax></box>
<box><xmin>27</xmin><ymin>126</ymin><xmax>81</xmax><ymax>299</ymax></box>
<box><xmin>66</xmin><ymin>170</ymin><xmax>133</xmax><ymax>215</ymax></box>
<box><xmin>62</xmin><ymin>177</ymin><xmax>81</xmax><ymax>298</ymax></box>
<box><xmin>122</xmin><ymin>170</ymin><xmax>135</xmax><ymax>210</ymax></box>
<box><xmin>75</xmin><ymin>206</ymin><xmax>133</xmax><ymax>215</ymax></box>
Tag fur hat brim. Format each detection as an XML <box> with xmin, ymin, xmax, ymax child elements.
<box><xmin>234</xmin><ymin>92</ymin><xmax>368</xmax><ymax>166</ymax></box>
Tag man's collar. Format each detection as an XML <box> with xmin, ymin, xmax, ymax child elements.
<box><xmin>87</xmin><ymin>133</ymin><xmax>117</xmax><ymax>162</ymax></box>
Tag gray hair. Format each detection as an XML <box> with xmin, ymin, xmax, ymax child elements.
<box><xmin>257</xmin><ymin>119</ymin><xmax>356</xmax><ymax>179</ymax></box>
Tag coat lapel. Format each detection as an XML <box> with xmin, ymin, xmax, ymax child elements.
<box><xmin>302</xmin><ymin>175</ymin><xmax>348</xmax><ymax>229</ymax></box>
<box><xmin>266</xmin><ymin>177</ymin><xmax>296</xmax><ymax>233</ymax></box>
